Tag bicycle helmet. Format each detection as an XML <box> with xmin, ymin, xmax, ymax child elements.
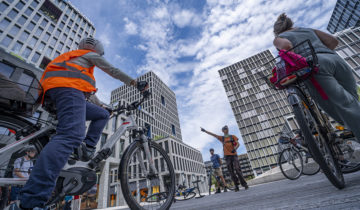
<box><xmin>78</xmin><ymin>37</ymin><xmax>104</xmax><ymax>56</ymax></box>
<box><xmin>25</xmin><ymin>145</ymin><xmax>36</xmax><ymax>152</ymax></box>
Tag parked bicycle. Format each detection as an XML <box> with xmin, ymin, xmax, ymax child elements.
<box><xmin>206</xmin><ymin>167</ymin><xmax>235</xmax><ymax>195</ymax></box>
<box><xmin>0</xmin><ymin>67</ymin><xmax>175</xmax><ymax>209</ymax></box>
<box><xmin>278</xmin><ymin>131</ymin><xmax>320</xmax><ymax>180</ymax></box>
<box><xmin>259</xmin><ymin>39</ymin><xmax>360</xmax><ymax>189</ymax></box>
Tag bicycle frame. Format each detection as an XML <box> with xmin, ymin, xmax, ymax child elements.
<box><xmin>0</xmin><ymin>109</ymin><xmax>157</xmax><ymax>187</ymax></box>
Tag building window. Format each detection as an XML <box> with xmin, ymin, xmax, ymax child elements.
<box><xmin>29</xmin><ymin>36</ymin><xmax>38</xmax><ymax>47</ymax></box>
<box><xmin>7</xmin><ymin>9</ymin><xmax>18</xmax><ymax>19</ymax></box>
<box><xmin>55</xmin><ymin>29</ymin><xmax>61</xmax><ymax>37</ymax></box>
<box><xmin>39</xmin><ymin>56</ymin><xmax>51</xmax><ymax>69</ymax></box>
<box><xmin>26</xmin><ymin>21</ymin><xmax>36</xmax><ymax>32</ymax></box>
<box><xmin>35</xmin><ymin>27</ymin><xmax>43</xmax><ymax>37</ymax></box>
<box><xmin>0</xmin><ymin>18</ymin><xmax>10</xmax><ymax>31</ymax></box>
<box><xmin>57</xmin><ymin>42</ymin><xmax>63</xmax><ymax>51</ymax></box>
<box><xmin>1</xmin><ymin>35</ymin><xmax>13</xmax><ymax>47</ymax></box>
<box><xmin>24</xmin><ymin>7</ymin><xmax>33</xmax><ymax>16</ymax></box>
<box><xmin>20</xmin><ymin>31</ymin><xmax>30</xmax><ymax>41</ymax></box>
<box><xmin>161</xmin><ymin>95</ymin><xmax>165</xmax><ymax>106</ymax></box>
<box><xmin>171</xmin><ymin>124</ymin><xmax>176</xmax><ymax>135</ymax></box>
<box><xmin>17</xmin><ymin>15</ymin><xmax>27</xmax><ymax>25</ymax></box>
<box><xmin>164</xmin><ymin>140</ymin><xmax>169</xmax><ymax>153</ymax></box>
<box><xmin>15</xmin><ymin>1</ymin><xmax>25</xmax><ymax>10</ymax></box>
<box><xmin>21</xmin><ymin>47</ymin><xmax>32</xmax><ymax>58</ymax></box>
<box><xmin>9</xmin><ymin>25</ymin><xmax>20</xmax><ymax>37</ymax></box>
<box><xmin>45</xmin><ymin>47</ymin><xmax>53</xmax><ymax>57</ymax></box>
<box><xmin>31</xmin><ymin>0</ymin><xmax>39</xmax><ymax>9</ymax></box>
<box><xmin>32</xmin><ymin>13</ymin><xmax>41</xmax><ymax>22</ymax></box>
<box><xmin>37</xmin><ymin>42</ymin><xmax>45</xmax><ymax>52</ymax></box>
<box><xmin>31</xmin><ymin>52</ymin><xmax>41</xmax><ymax>63</ymax></box>
<box><xmin>41</xmin><ymin>19</ymin><xmax>49</xmax><ymax>28</ymax></box>
<box><xmin>11</xmin><ymin>41</ymin><xmax>23</xmax><ymax>53</ymax></box>
<box><xmin>42</xmin><ymin>32</ymin><xmax>50</xmax><ymax>41</ymax></box>
<box><xmin>50</xmin><ymin>37</ymin><xmax>57</xmax><ymax>46</ymax></box>
<box><xmin>100</xmin><ymin>133</ymin><xmax>108</xmax><ymax>148</ymax></box>
<box><xmin>40</xmin><ymin>0</ymin><xmax>62</xmax><ymax>23</ymax></box>
<box><xmin>0</xmin><ymin>2</ymin><xmax>9</xmax><ymax>13</ymax></box>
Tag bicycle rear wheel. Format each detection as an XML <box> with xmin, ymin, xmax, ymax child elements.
<box><xmin>174</xmin><ymin>191</ymin><xmax>196</xmax><ymax>201</ymax></box>
<box><xmin>299</xmin><ymin>149</ymin><xmax>320</xmax><ymax>175</ymax></box>
<box><xmin>278</xmin><ymin>148</ymin><xmax>303</xmax><ymax>180</ymax></box>
<box><xmin>0</xmin><ymin>112</ymin><xmax>34</xmax><ymax>209</ymax></box>
<box><xmin>119</xmin><ymin>141</ymin><xmax>175</xmax><ymax>210</ymax></box>
<box><xmin>292</xmin><ymin>103</ymin><xmax>345</xmax><ymax>189</ymax></box>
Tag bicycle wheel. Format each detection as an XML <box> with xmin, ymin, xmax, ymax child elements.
<box><xmin>278</xmin><ymin>148</ymin><xmax>303</xmax><ymax>180</ymax></box>
<box><xmin>119</xmin><ymin>140</ymin><xmax>175</xmax><ymax>210</ymax></box>
<box><xmin>299</xmin><ymin>149</ymin><xmax>320</xmax><ymax>175</ymax></box>
<box><xmin>0</xmin><ymin>112</ymin><xmax>34</xmax><ymax>209</ymax></box>
<box><xmin>174</xmin><ymin>191</ymin><xmax>196</xmax><ymax>201</ymax></box>
<box><xmin>292</xmin><ymin>103</ymin><xmax>345</xmax><ymax>189</ymax></box>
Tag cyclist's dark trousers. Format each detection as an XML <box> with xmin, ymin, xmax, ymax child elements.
<box><xmin>19</xmin><ymin>87</ymin><xmax>109</xmax><ymax>208</ymax></box>
<box><xmin>225</xmin><ymin>155</ymin><xmax>247</xmax><ymax>187</ymax></box>
<box><xmin>304</xmin><ymin>53</ymin><xmax>360</xmax><ymax>142</ymax></box>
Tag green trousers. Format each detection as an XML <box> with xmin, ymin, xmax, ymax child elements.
<box><xmin>304</xmin><ymin>53</ymin><xmax>360</xmax><ymax>142</ymax></box>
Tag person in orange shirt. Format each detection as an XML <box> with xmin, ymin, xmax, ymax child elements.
<box><xmin>201</xmin><ymin>125</ymin><xmax>249</xmax><ymax>191</ymax></box>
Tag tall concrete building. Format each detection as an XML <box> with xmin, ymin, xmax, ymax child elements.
<box><xmin>0</xmin><ymin>0</ymin><xmax>95</xmax><ymax>69</ymax></box>
<box><xmin>96</xmin><ymin>72</ymin><xmax>207</xmax><ymax>208</ymax></box>
<box><xmin>333</xmin><ymin>26</ymin><xmax>360</xmax><ymax>77</ymax></box>
<box><xmin>218</xmin><ymin>50</ymin><xmax>293</xmax><ymax>176</ymax></box>
<box><xmin>111</xmin><ymin>71</ymin><xmax>182</xmax><ymax>141</ymax></box>
<box><xmin>327</xmin><ymin>0</ymin><xmax>360</xmax><ymax>34</ymax></box>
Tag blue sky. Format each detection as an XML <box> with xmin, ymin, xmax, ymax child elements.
<box><xmin>71</xmin><ymin>0</ymin><xmax>337</xmax><ymax>161</ymax></box>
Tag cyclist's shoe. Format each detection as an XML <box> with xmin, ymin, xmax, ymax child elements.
<box><xmin>244</xmin><ymin>185</ymin><xmax>249</xmax><ymax>190</ymax></box>
<box><xmin>75</xmin><ymin>143</ymin><xmax>96</xmax><ymax>162</ymax></box>
<box><xmin>224</xmin><ymin>187</ymin><xmax>228</xmax><ymax>192</ymax></box>
<box><xmin>215</xmin><ymin>188</ymin><xmax>221</xmax><ymax>194</ymax></box>
<box><xmin>234</xmin><ymin>185</ymin><xmax>240</xmax><ymax>192</ymax></box>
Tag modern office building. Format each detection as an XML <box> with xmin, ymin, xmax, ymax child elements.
<box><xmin>218</xmin><ymin>50</ymin><xmax>293</xmax><ymax>176</ymax></box>
<box><xmin>0</xmin><ymin>0</ymin><xmax>95</xmax><ymax>69</ymax></box>
<box><xmin>327</xmin><ymin>0</ymin><xmax>360</xmax><ymax>34</ymax></box>
<box><xmin>97</xmin><ymin>72</ymin><xmax>207</xmax><ymax>208</ymax></box>
<box><xmin>111</xmin><ymin>71</ymin><xmax>183</xmax><ymax>142</ymax></box>
<box><xmin>333</xmin><ymin>26</ymin><xmax>360</xmax><ymax>77</ymax></box>
<box><xmin>204</xmin><ymin>153</ymin><xmax>254</xmax><ymax>185</ymax></box>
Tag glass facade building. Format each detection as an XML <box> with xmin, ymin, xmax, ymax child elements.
<box><xmin>327</xmin><ymin>0</ymin><xmax>360</xmax><ymax>34</ymax></box>
<box><xmin>219</xmin><ymin>50</ymin><xmax>293</xmax><ymax>176</ymax></box>
<box><xmin>334</xmin><ymin>26</ymin><xmax>360</xmax><ymax>77</ymax></box>
<box><xmin>0</xmin><ymin>0</ymin><xmax>95</xmax><ymax>69</ymax></box>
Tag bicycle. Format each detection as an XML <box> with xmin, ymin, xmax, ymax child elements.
<box><xmin>259</xmin><ymin>39</ymin><xmax>360</xmax><ymax>189</ymax></box>
<box><xmin>278</xmin><ymin>133</ymin><xmax>320</xmax><ymax>180</ymax></box>
<box><xmin>206</xmin><ymin>167</ymin><xmax>235</xmax><ymax>195</ymax></box>
<box><xmin>0</xmin><ymin>67</ymin><xmax>175</xmax><ymax>209</ymax></box>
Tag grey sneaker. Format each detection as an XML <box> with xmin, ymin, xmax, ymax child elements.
<box><xmin>6</xmin><ymin>201</ymin><xmax>46</xmax><ymax>210</ymax></box>
<box><xmin>80</xmin><ymin>143</ymin><xmax>95</xmax><ymax>162</ymax></box>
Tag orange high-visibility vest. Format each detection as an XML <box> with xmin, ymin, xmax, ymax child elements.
<box><xmin>40</xmin><ymin>50</ymin><xmax>97</xmax><ymax>97</ymax></box>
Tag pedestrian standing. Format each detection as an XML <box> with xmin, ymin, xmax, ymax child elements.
<box><xmin>202</xmin><ymin>126</ymin><xmax>249</xmax><ymax>191</ymax></box>
<box><xmin>209</xmin><ymin>148</ymin><xmax>228</xmax><ymax>193</ymax></box>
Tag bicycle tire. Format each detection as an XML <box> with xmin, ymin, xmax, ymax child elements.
<box><xmin>0</xmin><ymin>112</ymin><xmax>34</xmax><ymax>209</ymax></box>
<box><xmin>145</xmin><ymin>192</ymin><xmax>168</xmax><ymax>203</ymax></box>
<box><xmin>292</xmin><ymin>104</ymin><xmax>345</xmax><ymax>189</ymax></box>
<box><xmin>300</xmin><ymin>149</ymin><xmax>320</xmax><ymax>176</ymax></box>
<box><xmin>119</xmin><ymin>141</ymin><xmax>175</xmax><ymax>210</ymax></box>
<box><xmin>175</xmin><ymin>191</ymin><xmax>196</xmax><ymax>201</ymax></box>
<box><xmin>278</xmin><ymin>148</ymin><xmax>303</xmax><ymax>180</ymax></box>
<box><xmin>341</xmin><ymin>163</ymin><xmax>360</xmax><ymax>174</ymax></box>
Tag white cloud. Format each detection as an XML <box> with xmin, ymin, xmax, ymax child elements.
<box><xmin>124</xmin><ymin>17</ymin><xmax>138</xmax><ymax>35</ymax></box>
<box><xmin>172</xmin><ymin>9</ymin><xmax>202</xmax><ymax>28</ymax></box>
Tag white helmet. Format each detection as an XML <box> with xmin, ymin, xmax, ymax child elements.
<box><xmin>78</xmin><ymin>37</ymin><xmax>104</xmax><ymax>56</ymax></box>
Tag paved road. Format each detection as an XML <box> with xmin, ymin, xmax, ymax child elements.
<box><xmin>169</xmin><ymin>171</ymin><xmax>360</xmax><ymax>210</ymax></box>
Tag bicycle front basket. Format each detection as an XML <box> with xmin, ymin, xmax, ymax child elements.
<box><xmin>0</xmin><ymin>62</ymin><xmax>43</xmax><ymax>116</ymax></box>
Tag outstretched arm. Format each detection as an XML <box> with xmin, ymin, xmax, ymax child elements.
<box><xmin>201</xmin><ymin>127</ymin><xmax>220</xmax><ymax>139</ymax></box>
<box><xmin>83</xmin><ymin>52</ymin><xmax>137</xmax><ymax>87</ymax></box>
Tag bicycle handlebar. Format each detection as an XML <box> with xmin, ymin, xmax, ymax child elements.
<box><xmin>113</xmin><ymin>90</ymin><xmax>151</xmax><ymax>114</ymax></box>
